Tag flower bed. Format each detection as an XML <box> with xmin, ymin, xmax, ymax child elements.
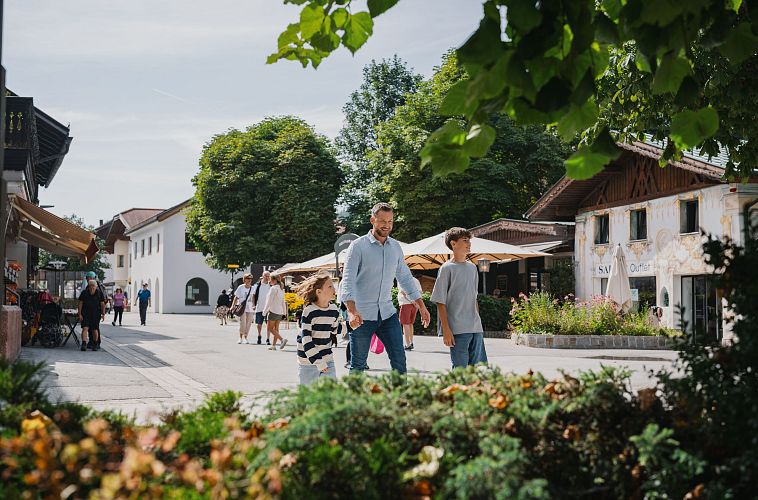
<box><xmin>510</xmin><ymin>292</ymin><xmax>681</xmax><ymax>338</ymax></box>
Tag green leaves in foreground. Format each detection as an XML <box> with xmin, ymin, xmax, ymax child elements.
<box><xmin>670</xmin><ymin>107</ymin><xmax>719</xmax><ymax>151</ymax></box>
<box><xmin>269</xmin><ymin>1</ymin><xmax>386</xmax><ymax>68</ymax></box>
<box><xmin>272</xmin><ymin>0</ymin><xmax>758</xmax><ymax>179</ymax></box>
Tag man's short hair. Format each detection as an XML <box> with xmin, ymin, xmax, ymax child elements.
<box><xmin>444</xmin><ymin>227</ymin><xmax>472</xmax><ymax>250</ymax></box>
<box><xmin>371</xmin><ymin>202</ymin><xmax>393</xmax><ymax>217</ymax></box>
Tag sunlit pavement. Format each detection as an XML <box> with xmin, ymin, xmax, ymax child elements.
<box><xmin>20</xmin><ymin>311</ymin><xmax>679</xmax><ymax>423</ymax></box>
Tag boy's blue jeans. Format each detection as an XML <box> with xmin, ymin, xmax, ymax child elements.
<box><xmin>449</xmin><ymin>332</ymin><xmax>488</xmax><ymax>368</ymax></box>
<box><xmin>349</xmin><ymin>312</ymin><xmax>406</xmax><ymax>374</ymax></box>
<box><xmin>298</xmin><ymin>361</ymin><xmax>337</xmax><ymax>385</ymax></box>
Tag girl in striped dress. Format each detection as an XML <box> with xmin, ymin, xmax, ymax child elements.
<box><xmin>294</xmin><ymin>273</ymin><xmax>342</xmax><ymax>385</ymax></box>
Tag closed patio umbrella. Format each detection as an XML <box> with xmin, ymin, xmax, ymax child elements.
<box><xmin>402</xmin><ymin>232</ymin><xmax>550</xmax><ymax>270</ymax></box>
<box><xmin>605</xmin><ymin>244</ymin><xmax>633</xmax><ymax>313</ymax></box>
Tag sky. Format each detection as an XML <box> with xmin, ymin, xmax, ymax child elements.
<box><xmin>4</xmin><ymin>0</ymin><xmax>482</xmax><ymax>227</ymax></box>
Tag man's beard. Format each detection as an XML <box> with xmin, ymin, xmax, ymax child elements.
<box><xmin>374</xmin><ymin>227</ymin><xmax>391</xmax><ymax>237</ymax></box>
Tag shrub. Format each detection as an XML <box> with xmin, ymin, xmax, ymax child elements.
<box><xmin>512</xmin><ymin>292</ymin><xmax>680</xmax><ymax>337</ymax></box>
<box><xmin>284</xmin><ymin>292</ymin><xmax>304</xmax><ymax>315</ymax></box>
<box><xmin>391</xmin><ymin>288</ymin><xmax>510</xmax><ymax>334</ymax></box>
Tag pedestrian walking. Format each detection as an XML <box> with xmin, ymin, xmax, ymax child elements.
<box><xmin>231</xmin><ymin>274</ymin><xmax>255</xmax><ymax>343</ymax></box>
<box><xmin>431</xmin><ymin>227</ymin><xmax>488</xmax><ymax>369</ymax></box>
<box><xmin>294</xmin><ymin>273</ymin><xmax>341</xmax><ymax>385</ymax></box>
<box><xmin>78</xmin><ymin>280</ymin><xmax>106</xmax><ymax>352</ymax></box>
<box><xmin>135</xmin><ymin>283</ymin><xmax>151</xmax><ymax>326</ymax></box>
<box><xmin>216</xmin><ymin>289</ymin><xmax>232</xmax><ymax>325</ymax></box>
<box><xmin>254</xmin><ymin>272</ymin><xmax>272</xmax><ymax>344</ymax></box>
<box><xmin>111</xmin><ymin>287</ymin><xmax>126</xmax><ymax>326</ymax></box>
<box><xmin>339</xmin><ymin>202</ymin><xmax>430</xmax><ymax>373</ymax></box>
<box><xmin>263</xmin><ymin>275</ymin><xmax>287</xmax><ymax>350</ymax></box>
<box><xmin>399</xmin><ymin>274</ymin><xmax>422</xmax><ymax>350</ymax></box>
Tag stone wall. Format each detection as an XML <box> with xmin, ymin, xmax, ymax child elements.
<box><xmin>515</xmin><ymin>333</ymin><xmax>675</xmax><ymax>349</ymax></box>
<box><xmin>0</xmin><ymin>305</ymin><xmax>22</xmax><ymax>361</ymax></box>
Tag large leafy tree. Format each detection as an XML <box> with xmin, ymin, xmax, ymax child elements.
<box><xmin>336</xmin><ymin>56</ymin><xmax>421</xmax><ymax>233</ymax></box>
<box><xmin>38</xmin><ymin>214</ymin><xmax>110</xmax><ymax>280</ymax></box>
<box><xmin>186</xmin><ymin>117</ymin><xmax>343</xmax><ymax>268</ymax></box>
<box><xmin>368</xmin><ymin>54</ymin><xmax>568</xmax><ymax>241</ymax></box>
<box><xmin>271</xmin><ymin>0</ymin><xmax>758</xmax><ymax>180</ymax></box>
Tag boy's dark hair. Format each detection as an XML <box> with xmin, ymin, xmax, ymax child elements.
<box><xmin>444</xmin><ymin>227</ymin><xmax>472</xmax><ymax>250</ymax></box>
<box><xmin>371</xmin><ymin>202</ymin><xmax>393</xmax><ymax>217</ymax></box>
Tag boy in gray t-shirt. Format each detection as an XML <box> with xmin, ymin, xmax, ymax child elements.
<box><xmin>430</xmin><ymin>227</ymin><xmax>488</xmax><ymax>368</ymax></box>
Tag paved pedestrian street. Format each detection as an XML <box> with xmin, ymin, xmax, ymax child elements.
<box><xmin>20</xmin><ymin>311</ymin><xmax>680</xmax><ymax>423</ymax></box>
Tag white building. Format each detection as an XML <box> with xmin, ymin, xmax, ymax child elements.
<box><xmin>527</xmin><ymin>140</ymin><xmax>758</xmax><ymax>343</ymax></box>
<box><xmin>123</xmin><ymin>200</ymin><xmax>232</xmax><ymax>314</ymax></box>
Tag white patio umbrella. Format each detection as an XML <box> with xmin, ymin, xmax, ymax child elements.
<box><xmin>402</xmin><ymin>232</ymin><xmax>550</xmax><ymax>270</ymax></box>
<box><xmin>605</xmin><ymin>244</ymin><xmax>633</xmax><ymax>313</ymax></box>
<box><xmin>279</xmin><ymin>240</ymin><xmax>411</xmax><ymax>275</ymax></box>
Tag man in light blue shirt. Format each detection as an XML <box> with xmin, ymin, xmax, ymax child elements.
<box><xmin>340</xmin><ymin>202</ymin><xmax>430</xmax><ymax>373</ymax></box>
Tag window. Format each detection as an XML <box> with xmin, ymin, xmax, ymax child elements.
<box><xmin>148</xmin><ymin>236</ymin><xmax>153</xmax><ymax>255</ymax></box>
<box><xmin>157</xmin><ymin>234</ymin><xmax>160</xmax><ymax>253</ymax></box>
<box><xmin>630</xmin><ymin>209</ymin><xmax>647</xmax><ymax>241</ymax></box>
<box><xmin>185</xmin><ymin>232</ymin><xmax>197</xmax><ymax>252</ymax></box>
<box><xmin>601</xmin><ymin>278</ymin><xmax>608</xmax><ymax>295</ymax></box>
<box><xmin>134</xmin><ymin>242</ymin><xmax>137</xmax><ymax>260</ymax></box>
<box><xmin>141</xmin><ymin>239</ymin><xmax>145</xmax><ymax>257</ymax></box>
<box><xmin>680</xmin><ymin>199</ymin><xmax>699</xmax><ymax>234</ymax></box>
<box><xmin>185</xmin><ymin>277</ymin><xmax>209</xmax><ymax>305</ymax></box>
<box><xmin>629</xmin><ymin>276</ymin><xmax>657</xmax><ymax>311</ymax></box>
<box><xmin>117</xmin><ymin>255</ymin><xmax>125</xmax><ymax>268</ymax></box>
<box><xmin>594</xmin><ymin>214</ymin><xmax>609</xmax><ymax>244</ymax></box>
<box><xmin>129</xmin><ymin>254</ymin><xmax>132</xmax><ymax>267</ymax></box>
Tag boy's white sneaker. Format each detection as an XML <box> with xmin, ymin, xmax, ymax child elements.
<box><xmin>237</xmin><ymin>339</ymin><xmax>242</xmax><ymax>344</ymax></box>
<box><xmin>242</xmin><ymin>338</ymin><xmax>249</xmax><ymax>344</ymax></box>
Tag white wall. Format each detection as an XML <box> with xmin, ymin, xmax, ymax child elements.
<box><xmin>573</xmin><ymin>183</ymin><xmax>754</xmax><ymax>340</ymax></box>
<box><xmin>112</xmin><ymin>239</ymin><xmax>130</xmax><ymax>285</ymax></box>
<box><xmin>129</xmin><ymin>210</ymin><xmax>231</xmax><ymax>314</ymax></box>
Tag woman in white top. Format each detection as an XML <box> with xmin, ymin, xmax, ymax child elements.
<box><xmin>263</xmin><ymin>274</ymin><xmax>288</xmax><ymax>350</ymax></box>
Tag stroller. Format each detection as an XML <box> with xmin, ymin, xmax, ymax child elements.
<box><xmin>36</xmin><ymin>301</ymin><xmax>64</xmax><ymax>348</ymax></box>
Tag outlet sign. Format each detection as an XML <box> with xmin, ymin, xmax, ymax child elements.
<box><xmin>596</xmin><ymin>261</ymin><xmax>653</xmax><ymax>277</ymax></box>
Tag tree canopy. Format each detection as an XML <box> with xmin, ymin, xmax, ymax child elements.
<box><xmin>271</xmin><ymin>0</ymin><xmax>758</xmax><ymax>180</ymax></box>
<box><xmin>185</xmin><ymin>117</ymin><xmax>343</xmax><ymax>268</ymax></box>
<box><xmin>336</xmin><ymin>56</ymin><xmax>422</xmax><ymax>233</ymax></box>
<box><xmin>38</xmin><ymin>214</ymin><xmax>110</xmax><ymax>281</ymax></box>
<box><xmin>365</xmin><ymin>54</ymin><xmax>568</xmax><ymax>241</ymax></box>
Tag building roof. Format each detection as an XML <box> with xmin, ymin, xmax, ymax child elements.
<box><xmin>124</xmin><ymin>199</ymin><xmax>192</xmax><ymax>235</ymax></box>
<box><xmin>526</xmin><ymin>138</ymin><xmax>732</xmax><ymax>222</ymax></box>
<box><xmin>96</xmin><ymin>207</ymin><xmax>165</xmax><ymax>252</ymax></box>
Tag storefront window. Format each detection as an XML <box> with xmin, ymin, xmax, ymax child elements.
<box><xmin>185</xmin><ymin>278</ymin><xmax>209</xmax><ymax>305</ymax></box>
<box><xmin>629</xmin><ymin>276</ymin><xmax>656</xmax><ymax>311</ymax></box>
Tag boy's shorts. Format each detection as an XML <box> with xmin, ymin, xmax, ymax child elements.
<box><xmin>255</xmin><ymin>311</ymin><xmax>266</xmax><ymax>324</ymax></box>
<box><xmin>449</xmin><ymin>332</ymin><xmax>488</xmax><ymax>369</ymax></box>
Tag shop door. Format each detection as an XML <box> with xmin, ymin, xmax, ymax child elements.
<box><xmin>681</xmin><ymin>275</ymin><xmax>722</xmax><ymax>343</ymax></box>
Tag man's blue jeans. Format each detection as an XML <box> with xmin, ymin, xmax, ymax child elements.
<box><xmin>349</xmin><ymin>312</ymin><xmax>406</xmax><ymax>374</ymax></box>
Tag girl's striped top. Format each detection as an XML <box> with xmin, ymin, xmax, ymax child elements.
<box><xmin>297</xmin><ymin>303</ymin><xmax>342</xmax><ymax>371</ymax></box>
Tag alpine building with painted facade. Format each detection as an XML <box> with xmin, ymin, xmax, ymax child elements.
<box><xmin>527</xmin><ymin>139</ymin><xmax>758</xmax><ymax>344</ymax></box>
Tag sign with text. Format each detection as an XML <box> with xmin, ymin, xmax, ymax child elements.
<box><xmin>595</xmin><ymin>260</ymin><xmax>654</xmax><ymax>277</ymax></box>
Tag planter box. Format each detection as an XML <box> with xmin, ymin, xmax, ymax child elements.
<box><xmin>416</xmin><ymin>330</ymin><xmax>511</xmax><ymax>339</ymax></box>
<box><xmin>515</xmin><ymin>333</ymin><xmax>676</xmax><ymax>350</ymax></box>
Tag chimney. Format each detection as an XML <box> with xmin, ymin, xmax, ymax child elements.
<box><xmin>99</xmin><ymin>219</ymin><xmax>103</xmax><ymax>226</ymax></box>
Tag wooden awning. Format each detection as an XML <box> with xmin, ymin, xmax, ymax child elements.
<box><xmin>9</xmin><ymin>195</ymin><xmax>99</xmax><ymax>263</ymax></box>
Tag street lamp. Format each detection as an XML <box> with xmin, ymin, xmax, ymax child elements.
<box><xmin>227</xmin><ymin>264</ymin><xmax>240</xmax><ymax>290</ymax></box>
<box><xmin>477</xmin><ymin>258</ymin><xmax>491</xmax><ymax>295</ymax></box>
<box><xmin>49</xmin><ymin>260</ymin><xmax>66</xmax><ymax>297</ymax></box>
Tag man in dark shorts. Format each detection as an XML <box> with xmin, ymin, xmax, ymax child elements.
<box><xmin>78</xmin><ymin>280</ymin><xmax>106</xmax><ymax>351</ymax></box>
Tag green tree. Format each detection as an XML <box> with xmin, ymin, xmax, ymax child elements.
<box><xmin>271</xmin><ymin>0</ymin><xmax>758</xmax><ymax>180</ymax></box>
<box><xmin>38</xmin><ymin>214</ymin><xmax>110</xmax><ymax>281</ymax></box>
<box><xmin>336</xmin><ymin>56</ymin><xmax>422</xmax><ymax>233</ymax></box>
<box><xmin>368</xmin><ymin>54</ymin><xmax>568</xmax><ymax>241</ymax></box>
<box><xmin>186</xmin><ymin>116</ymin><xmax>343</xmax><ymax>268</ymax></box>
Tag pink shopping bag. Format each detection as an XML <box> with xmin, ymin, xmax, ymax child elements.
<box><xmin>369</xmin><ymin>333</ymin><xmax>384</xmax><ymax>354</ymax></box>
